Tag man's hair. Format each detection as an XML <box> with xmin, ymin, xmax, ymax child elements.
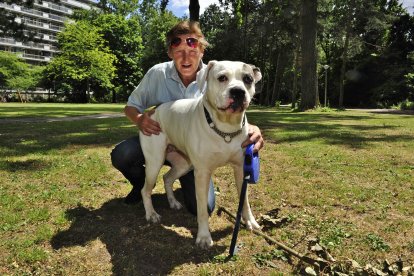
<box><xmin>166</xmin><ymin>21</ymin><xmax>209</xmax><ymax>51</ymax></box>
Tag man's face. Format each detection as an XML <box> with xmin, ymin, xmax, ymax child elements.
<box><xmin>168</xmin><ymin>34</ymin><xmax>204</xmax><ymax>82</ymax></box>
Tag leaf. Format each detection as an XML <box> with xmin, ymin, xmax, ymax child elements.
<box><xmin>305</xmin><ymin>266</ymin><xmax>317</xmax><ymax>276</ymax></box>
<box><xmin>259</xmin><ymin>208</ymin><xmax>290</xmax><ymax>229</ymax></box>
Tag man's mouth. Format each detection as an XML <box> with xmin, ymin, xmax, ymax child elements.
<box><xmin>182</xmin><ymin>64</ymin><xmax>192</xmax><ymax>69</ymax></box>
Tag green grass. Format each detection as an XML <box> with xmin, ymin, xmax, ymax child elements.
<box><xmin>0</xmin><ymin>103</ymin><xmax>413</xmax><ymax>275</ymax></box>
<box><xmin>0</xmin><ymin>102</ymin><xmax>123</xmax><ymax>118</ymax></box>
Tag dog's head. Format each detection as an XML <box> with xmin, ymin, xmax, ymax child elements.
<box><xmin>197</xmin><ymin>61</ymin><xmax>262</xmax><ymax>114</ymax></box>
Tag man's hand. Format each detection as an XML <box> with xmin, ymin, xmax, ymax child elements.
<box><xmin>137</xmin><ymin>109</ymin><xmax>161</xmax><ymax>136</ymax></box>
<box><xmin>124</xmin><ymin>106</ymin><xmax>161</xmax><ymax>136</ymax></box>
<box><xmin>241</xmin><ymin>124</ymin><xmax>264</xmax><ymax>152</ymax></box>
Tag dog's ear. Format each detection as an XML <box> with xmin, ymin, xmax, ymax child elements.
<box><xmin>197</xmin><ymin>60</ymin><xmax>216</xmax><ymax>93</ymax></box>
<box><xmin>249</xmin><ymin>64</ymin><xmax>262</xmax><ymax>83</ymax></box>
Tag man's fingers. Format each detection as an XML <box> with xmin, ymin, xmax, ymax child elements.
<box><xmin>241</xmin><ymin>124</ymin><xmax>264</xmax><ymax>153</ymax></box>
<box><xmin>137</xmin><ymin>111</ymin><xmax>161</xmax><ymax>135</ymax></box>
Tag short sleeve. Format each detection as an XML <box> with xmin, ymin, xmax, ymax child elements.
<box><xmin>126</xmin><ymin>67</ymin><xmax>155</xmax><ymax>113</ymax></box>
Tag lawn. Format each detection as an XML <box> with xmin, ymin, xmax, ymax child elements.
<box><xmin>0</xmin><ymin>103</ymin><xmax>413</xmax><ymax>275</ymax></box>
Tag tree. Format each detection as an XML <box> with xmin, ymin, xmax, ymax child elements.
<box><xmin>189</xmin><ymin>0</ymin><xmax>200</xmax><ymax>21</ymax></box>
<box><xmin>140</xmin><ymin>10</ymin><xmax>179</xmax><ymax>73</ymax></box>
<box><xmin>317</xmin><ymin>0</ymin><xmax>412</xmax><ymax>107</ymax></box>
<box><xmin>73</xmin><ymin>9</ymin><xmax>145</xmax><ymax>102</ymax></box>
<box><xmin>300</xmin><ymin>0</ymin><xmax>318</xmax><ymax>110</ymax></box>
<box><xmin>96</xmin><ymin>0</ymin><xmax>140</xmax><ymax>16</ymax></box>
<box><xmin>45</xmin><ymin>20</ymin><xmax>117</xmax><ymax>103</ymax></box>
<box><xmin>0</xmin><ymin>51</ymin><xmax>44</xmax><ymax>102</ymax></box>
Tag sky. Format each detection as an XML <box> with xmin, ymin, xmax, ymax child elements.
<box><xmin>166</xmin><ymin>0</ymin><xmax>414</xmax><ymax>18</ymax></box>
<box><xmin>402</xmin><ymin>0</ymin><xmax>414</xmax><ymax>13</ymax></box>
<box><xmin>166</xmin><ymin>0</ymin><xmax>220</xmax><ymax>18</ymax></box>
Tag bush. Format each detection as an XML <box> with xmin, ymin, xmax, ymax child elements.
<box><xmin>394</xmin><ymin>99</ymin><xmax>414</xmax><ymax>110</ymax></box>
<box><xmin>400</xmin><ymin>99</ymin><xmax>414</xmax><ymax>110</ymax></box>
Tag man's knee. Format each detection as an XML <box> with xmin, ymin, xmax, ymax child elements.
<box><xmin>110</xmin><ymin>136</ymin><xmax>142</xmax><ymax>171</ymax></box>
<box><xmin>110</xmin><ymin>145</ymin><xmax>127</xmax><ymax>171</ymax></box>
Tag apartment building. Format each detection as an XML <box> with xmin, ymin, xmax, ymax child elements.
<box><xmin>0</xmin><ymin>0</ymin><xmax>96</xmax><ymax>64</ymax></box>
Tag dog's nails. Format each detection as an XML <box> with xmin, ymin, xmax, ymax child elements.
<box><xmin>146</xmin><ymin>212</ymin><xmax>161</xmax><ymax>223</ymax></box>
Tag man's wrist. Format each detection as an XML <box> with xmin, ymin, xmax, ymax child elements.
<box><xmin>135</xmin><ymin>113</ymin><xmax>143</xmax><ymax>127</ymax></box>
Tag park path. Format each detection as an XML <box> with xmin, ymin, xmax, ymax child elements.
<box><xmin>0</xmin><ymin>113</ymin><xmax>124</xmax><ymax>124</ymax></box>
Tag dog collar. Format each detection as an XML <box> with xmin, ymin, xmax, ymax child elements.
<box><xmin>203</xmin><ymin>106</ymin><xmax>245</xmax><ymax>143</ymax></box>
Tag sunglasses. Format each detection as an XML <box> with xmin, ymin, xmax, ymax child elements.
<box><xmin>170</xmin><ymin>37</ymin><xmax>199</xmax><ymax>48</ymax></box>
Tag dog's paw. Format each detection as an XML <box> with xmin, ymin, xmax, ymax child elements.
<box><xmin>245</xmin><ymin>218</ymin><xmax>261</xmax><ymax>230</ymax></box>
<box><xmin>168</xmin><ymin>198</ymin><xmax>183</xmax><ymax>210</ymax></box>
<box><xmin>196</xmin><ymin>235</ymin><xmax>213</xmax><ymax>249</ymax></box>
<box><xmin>146</xmin><ymin>211</ymin><xmax>161</xmax><ymax>223</ymax></box>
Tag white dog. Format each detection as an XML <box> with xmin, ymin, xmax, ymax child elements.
<box><xmin>139</xmin><ymin>60</ymin><xmax>262</xmax><ymax>248</ymax></box>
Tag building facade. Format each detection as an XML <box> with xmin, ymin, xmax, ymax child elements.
<box><xmin>0</xmin><ymin>0</ymin><xmax>96</xmax><ymax>64</ymax></box>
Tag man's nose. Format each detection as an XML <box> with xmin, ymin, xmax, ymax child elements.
<box><xmin>181</xmin><ymin>51</ymin><xmax>189</xmax><ymax>60</ymax></box>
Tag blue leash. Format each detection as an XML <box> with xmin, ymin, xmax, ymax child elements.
<box><xmin>229</xmin><ymin>144</ymin><xmax>259</xmax><ymax>257</ymax></box>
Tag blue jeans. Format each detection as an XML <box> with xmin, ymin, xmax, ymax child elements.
<box><xmin>110</xmin><ymin>136</ymin><xmax>215</xmax><ymax>216</ymax></box>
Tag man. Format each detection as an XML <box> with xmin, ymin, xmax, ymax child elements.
<box><xmin>111</xmin><ymin>20</ymin><xmax>264</xmax><ymax>215</ymax></box>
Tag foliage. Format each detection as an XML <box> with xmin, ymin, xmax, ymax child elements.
<box><xmin>139</xmin><ymin>7</ymin><xmax>179</xmax><ymax>73</ymax></box>
<box><xmin>200</xmin><ymin>0</ymin><xmax>414</xmax><ymax>108</ymax></box>
<box><xmin>96</xmin><ymin>0</ymin><xmax>140</xmax><ymax>16</ymax></box>
<box><xmin>253</xmin><ymin>249</ymin><xmax>289</xmax><ymax>267</ymax></box>
<box><xmin>394</xmin><ymin>99</ymin><xmax>414</xmax><ymax>110</ymax></box>
<box><xmin>0</xmin><ymin>51</ymin><xmax>44</xmax><ymax>92</ymax></box>
<box><xmin>13</xmin><ymin>0</ymin><xmax>413</xmax><ymax>106</ymax></box>
<box><xmin>45</xmin><ymin>20</ymin><xmax>117</xmax><ymax>103</ymax></box>
<box><xmin>365</xmin><ymin>233</ymin><xmax>390</xmax><ymax>252</ymax></box>
<box><xmin>67</xmin><ymin>0</ymin><xmax>177</xmax><ymax>102</ymax></box>
<box><xmin>72</xmin><ymin>9</ymin><xmax>145</xmax><ymax>102</ymax></box>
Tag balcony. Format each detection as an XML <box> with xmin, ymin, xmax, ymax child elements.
<box><xmin>0</xmin><ymin>38</ymin><xmax>58</xmax><ymax>53</ymax></box>
<box><xmin>0</xmin><ymin>3</ymin><xmax>67</xmax><ymax>24</ymax></box>
<box><xmin>20</xmin><ymin>17</ymin><xmax>63</xmax><ymax>33</ymax></box>
<box><xmin>34</xmin><ymin>1</ymin><xmax>72</xmax><ymax>15</ymax></box>
<box><xmin>60</xmin><ymin>0</ymin><xmax>92</xmax><ymax>10</ymax></box>
<box><xmin>19</xmin><ymin>53</ymin><xmax>51</xmax><ymax>62</ymax></box>
<box><xmin>0</xmin><ymin>37</ymin><xmax>15</xmax><ymax>46</ymax></box>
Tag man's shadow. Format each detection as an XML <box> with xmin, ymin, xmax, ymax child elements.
<box><xmin>51</xmin><ymin>192</ymin><xmax>231</xmax><ymax>275</ymax></box>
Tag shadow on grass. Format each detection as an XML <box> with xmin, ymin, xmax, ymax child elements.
<box><xmin>0</xmin><ymin>117</ymin><xmax>134</xmax><ymax>160</ymax></box>
<box><xmin>0</xmin><ymin>103</ymin><xmax>123</xmax><ymax>118</ymax></box>
<box><xmin>51</xmin><ymin>193</ymin><xmax>230</xmax><ymax>275</ymax></box>
<box><xmin>247</xmin><ymin>110</ymin><xmax>413</xmax><ymax>148</ymax></box>
<box><xmin>1</xmin><ymin>110</ymin><xmax>413</xmax><ymax>166</ymax></box>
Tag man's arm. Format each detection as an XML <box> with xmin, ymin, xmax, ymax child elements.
<box><xmin>124</xmin><ymin>106</ymin><xmax>161</xmax><ymax>136</ymax></box>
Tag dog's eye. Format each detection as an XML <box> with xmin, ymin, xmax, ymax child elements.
<box><xmin>218</xmin><ymin>75</ymin><xmax>228</xmax><ymax>82</ymax></box>
<box><xmin>243</xmin><ymin>75</ymin><xmax>254</xmax><ymax>85</ymax></box>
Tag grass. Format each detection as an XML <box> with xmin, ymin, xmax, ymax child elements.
<box><xmin>0</xmin><ymin>102</ymin><xmax>413</xmax><ymax>275</ymax></box>
<box><xmin>0</xmin><ymin>102</ymin><xmax>123</xmax><ymax>118</ymax></box>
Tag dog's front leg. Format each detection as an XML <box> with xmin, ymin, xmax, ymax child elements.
<box><xmin>194</xmin><ymin>168</ymin><xmax>213</xmax><ymax>248</ymax></box>
<box><xmin>233</xmin><ymin>165</ymin><xmax>260</xmax><ymax>230</ymax></box>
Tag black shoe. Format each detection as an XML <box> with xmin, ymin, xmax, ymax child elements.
<box><xmin>124</xmin><ymin>186</ymin><xmax>142</xmax><ymax>205</ymax></box>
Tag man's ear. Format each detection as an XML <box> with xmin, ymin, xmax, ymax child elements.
<box><xmin>197</xmin><ymin>60</ymin><xmax>216</xmax><ymax>93</ymax></box>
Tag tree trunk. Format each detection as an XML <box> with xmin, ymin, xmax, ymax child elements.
<box><xmin>299</xmin><ymin>0</ymin><xmax>318</xmax><ymax>111</ymax></box>
<box><xmin>112</xmin><ymin>89</ymin><xmax>116</xmax><ymax>103</ymax></box>
<box><xmin>189</xmin><ymin>0</ymin><xmax>200</xmax><ymax>22</ymax></box>
<box><xmin>339</xmin><ymin>27</ymin><xmax>350</xmax><ymax>108</ymax></box>
<box><xmin>259</xmin><ymin>30</ymin><xmax>266</xmax><ymax>105</ymax></box>
<box><xmin>271</xmin><ymin>51</ymin><xmax>281</xmax><ymax>106</ymax></box>
<box><xmin>292</xmin><ymin>43</ymin><xmax>300</xmax><ymax>109</ymax></box>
